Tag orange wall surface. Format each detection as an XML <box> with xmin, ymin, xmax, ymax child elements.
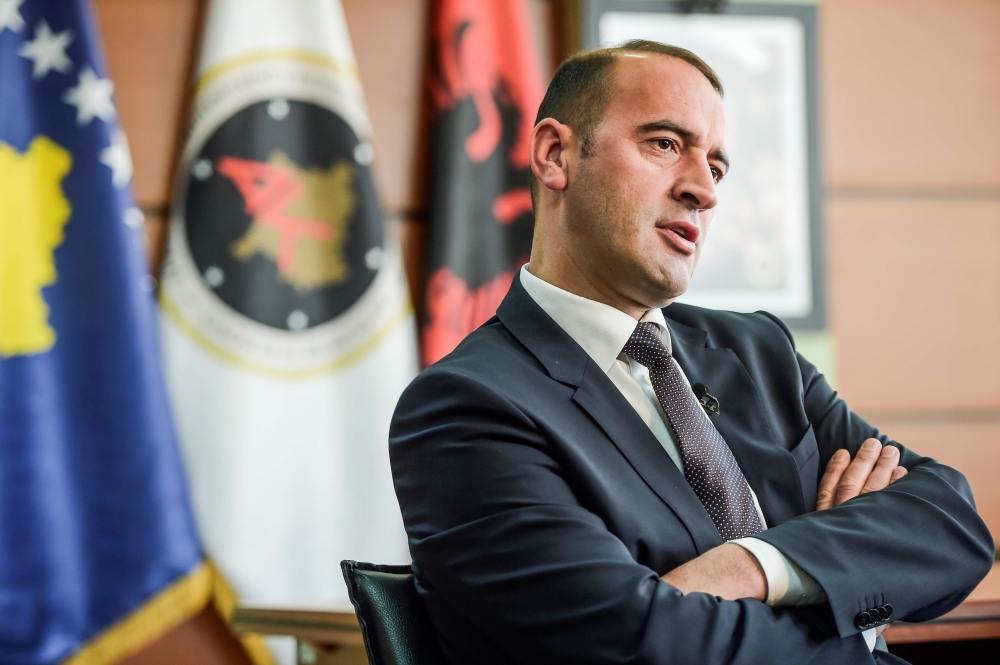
<box><xmin>90</xmin><ymin>0</ymin><xmax>1000</xmax><ymax>661</ymax></box>
<box><xmin>821</xmin><ymin>0</ymin><xmax>1000</xmax><ymax>538</ymax></box>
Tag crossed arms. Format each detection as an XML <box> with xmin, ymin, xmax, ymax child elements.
<box><xmin>664</xmin><ymin>437</ymin><xmax>910</xmax><ymax>636</ymax></box>
<box><xmin>390</xmin><ymin>341</ymin><xmax>994</xmax><ymax>664</ymax></box>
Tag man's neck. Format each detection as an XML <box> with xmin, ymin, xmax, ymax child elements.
<box><xmin>525</xmin><ymin>260</ymin><xmax>649</xmax><ymax>321</ymax></box>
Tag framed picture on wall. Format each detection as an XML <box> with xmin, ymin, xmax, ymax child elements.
<box><xmin>579</xmin><ymin>1</ymin><xmax>823</xmax><ymax>328</ymax></box>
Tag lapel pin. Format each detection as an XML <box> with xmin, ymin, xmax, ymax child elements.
<box><xmin>692</xmin><ymin>383</ymin><xmax>721</xmax><ymax>416</ymax></box>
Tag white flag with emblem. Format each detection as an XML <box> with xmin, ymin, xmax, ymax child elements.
<box><xmin>159</xmin><ymin>0</ymin><xmax>417</xmax><ymax>628</ymax></box>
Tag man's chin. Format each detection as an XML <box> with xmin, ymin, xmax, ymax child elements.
<box><xmin>653</xmin><ymin>267</ymin><xmax>693</xmax><ymax>301</ymax></box>
<box><xmin>639</xmin><ymin>277</ymin><xmax>689</xmax><ymax>310</ymax></box>
<box><xmin>618</xmin><ymin>258</ymin><xmax>692</xmax><ymax>309</ymax></box>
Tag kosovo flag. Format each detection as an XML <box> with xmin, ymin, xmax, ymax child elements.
<box><xmin>0</xmin><ymin>1</ymin><xmax>208</xmax><ymax>663</ymax></box>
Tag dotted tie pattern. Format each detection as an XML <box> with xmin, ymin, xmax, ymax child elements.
<box><xmin>623</xmin><ymin>322</ymin><xmax>763</xmax><ymax>541</ymax></box>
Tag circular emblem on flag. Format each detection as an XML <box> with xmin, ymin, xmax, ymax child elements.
<box><xmin>185</xmin><ymin>99</ymin><xmax>382</xmax><ymax>329</ymax></box>
<box><xmin>161</xmin><ymin>55</ymin><xmax>410</xmax><ymax>376</ymax></box>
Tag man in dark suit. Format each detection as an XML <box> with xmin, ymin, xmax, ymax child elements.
<box><xmin>389</xmin><ymin>40</ymin><xmax>994</xmax><ymax>664</ymax></box>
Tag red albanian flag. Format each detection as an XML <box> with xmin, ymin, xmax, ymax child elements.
<box><xmin>421</xmin><ymin>0</ymin><xmax>544</xmax><ymax>365</ymax></box>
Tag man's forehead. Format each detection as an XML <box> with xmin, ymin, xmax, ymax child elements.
<box><xmin>614</xmin><ymin>51</ymin><xmax>715</xmax><ymax>84</ymax></box>
<box><xmin>609</xmin><ymin>55</ymin><xmax>726</xmax><ymax>141</ymax></box>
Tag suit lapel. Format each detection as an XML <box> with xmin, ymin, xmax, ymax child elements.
<box><xmin>498</xmin><ymin>277</ymin><xmax>723</xmax><ymax>553</ymax></box>
<box><xmin>571</xmin><ymin>362</ymin><xmax>724</xmax><ymax>553</ymax></box>
<box><xmin>498</xmin><ymin>275</ymin><xmax>806</xmax><ymax>547</ymax></box>
<box><xmin>667</xmin><ymin>318</ymin><xmax>805</xmax><ymax>526</ymax></box>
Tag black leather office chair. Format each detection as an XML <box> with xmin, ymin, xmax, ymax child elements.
<box><xmin>341</xmin><ymin>560</ymin><xmax>448</xmax><ymax>665</ymax></box>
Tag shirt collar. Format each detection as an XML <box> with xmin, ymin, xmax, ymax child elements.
<box><xmin>519</xmin><ymin>265</ymin><xmax>668</xmax><ymax>374</ymax></box>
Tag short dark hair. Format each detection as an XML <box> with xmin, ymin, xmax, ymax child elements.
<box><xmin>529</xmin><ymin>40</ymin><xmax>723</xmax><ymax>196</ymax></box>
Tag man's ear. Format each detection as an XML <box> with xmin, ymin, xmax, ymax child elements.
<box><xmin>529</xmin><ymin>119</ymin><xmax>573</xmax><ymax>193</ymax></box>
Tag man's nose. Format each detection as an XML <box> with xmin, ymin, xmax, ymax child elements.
<box><xmin>671</xmin><ymin>156</ymin><xmax>719</xmax><ymax>212</ymax></box>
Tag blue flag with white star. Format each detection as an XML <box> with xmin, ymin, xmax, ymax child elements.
<box><xmin>0</xmin><ymin>1</ymin><xmax>204</xmax><ymax>662</ymax></box>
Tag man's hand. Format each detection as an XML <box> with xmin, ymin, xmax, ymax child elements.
<box><xmin>816</xmin><ymin>439</ymin><xmax>908</xmax><ymax>511</ymax></box>
<box><xmin>661</xmin><ymin>440</ymin><xmax>908</xmax><ymax>603</ymax></box>
<box><xmin>817</xmin><ymin>442</ymin><xmax>908</xmax><ymax>637</ymax></box>
<box><xmin>660</xmin><ymin>543</ymin><xmax>768</xmax><ymax>601</ymax></box>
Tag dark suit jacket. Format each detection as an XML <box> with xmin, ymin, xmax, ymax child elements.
<box><xmin>389</xmin><ymin>275</ymin><xmax>994</xmax><ymax>664</ymax></box>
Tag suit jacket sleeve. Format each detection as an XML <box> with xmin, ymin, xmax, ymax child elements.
<box><xmin>390</xmin><ymin>366</ymin><xmax>876</xmax><ymax>665</ymax></box>
<box><xmin>750</xmin><ymin>312</ymin><xmax>995</xmax><ymax>637</ymax></box>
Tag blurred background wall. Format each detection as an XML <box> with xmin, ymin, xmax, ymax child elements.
<box><xmin>95</xmin><ymin>0</ymin><xmax>1000</xmax><ymax>595</ymax></box>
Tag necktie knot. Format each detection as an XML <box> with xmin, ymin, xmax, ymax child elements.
<box><xmin>622</xmin><ymin>321</ymin><xmax>671</xmax><ymax>369</ymax></box>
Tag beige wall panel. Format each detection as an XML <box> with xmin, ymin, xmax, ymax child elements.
<box><xmin>828</xmin><ymin>199</ymin><xmax>1000</xmax><ymax>413</ymax></box>
<box><xmin>94</xmin><ymin>0</ymin><xmax>201</xmax><ymax>209</ymax></box>
<box><xmin>342</xmin><ymin>0</ymin><xmax>429</xmax><ymax>214</ymax></box>
<box><xmin>821</xmin><ymin>0</ymin><xmax>1000</xmax><ymax>189</ymax></box>
<box><xmin>869</xmin><ymin>418</ymin><xmax>1000</xmax><ymax>541</ymax></box>
<box><xmin>528</xmin><ymin>0</ymin><xmax>558</xmax><ymax>79</ymax></box>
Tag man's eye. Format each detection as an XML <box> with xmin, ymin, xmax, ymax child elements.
<box><xmin>711</xmin><ymin>167</ymin><xmax>723</xmax><ymax>182</ymax></box>
<box><xmin>656</xmin><ymin>138</ymin><xmax>676</xmax><ymax>152</ymax></box>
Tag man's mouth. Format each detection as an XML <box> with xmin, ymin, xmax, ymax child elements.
<box><xmin>657</xmin><ymin>220</ymin><xmax>700</xmax><ymax>256</ymax></box>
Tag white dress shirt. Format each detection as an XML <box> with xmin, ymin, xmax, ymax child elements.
<box><xmin>519</xmin><ymin>267</ymin><xmax>878</xmax><ymax>649</ymax></box>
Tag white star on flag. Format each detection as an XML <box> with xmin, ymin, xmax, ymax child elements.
<box><xmin>0</xmin><ymin>0</ymin><xmax>25</xmax><ymax>34</ymax></box>
<box><xmin>19</xmin><ymin>20</ymin><xmax>73</xmax><ymax>79</ymax></box>
<box><xmin>100</xmin><ymin>128</ymin><xmax>134</xmax><ymax>187</ymax></box>
<box><xmin>63</xmin><ymin>67</ymin><xmax>116</xmax><ymax>125</ymax></box>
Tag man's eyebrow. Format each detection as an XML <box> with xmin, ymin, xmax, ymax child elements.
<box><xmin>636</xmin><ymin>120</ymin><xmax>730</xmax><ymax>172</ymax></box>
<box><xmin>636</xmin><ymin>120</ymin><xmax>696</xmax><ymax>142</ymax></box>
<box><xmin>710</xmin><ymin>148</ymin><xmax>730</xmax><ymax>172</ymax></box>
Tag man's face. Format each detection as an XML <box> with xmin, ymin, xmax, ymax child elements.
<box><xmin>564</xmin><ymin>54</ymin><xmax>728</xmax><ymax>308</ymax></box>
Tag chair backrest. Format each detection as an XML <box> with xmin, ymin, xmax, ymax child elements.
<box><xmin>341</xmin><ymin>560</ymin><xmax>448</xmax><ymax>665</ymax></box>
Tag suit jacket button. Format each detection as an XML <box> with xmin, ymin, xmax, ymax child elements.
<box><xmin>855</xmin><ymin>611</ymin><xmax>871</xmax><ymax>629</ymax></box>
<box><xmin>883</xmin><ymin>604</ymin><xmax>893</xmax><ymax>619</ymax></box>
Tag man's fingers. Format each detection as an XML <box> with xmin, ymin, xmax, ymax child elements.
<box><xmin>832</xmin><ymin>439</ymin><xmax>882</xmax><ymax>506</ymax></box>
<box><xmin>816</xmin><ymin>448</ymin><xmax>850</xmax><ymax>511</ymax></box>
<box><xmin>819</xmin><ymin>440</ymin><xmax>905</xmax><ymax>510</ymax></box>
<box><xmin>860</xmin><ymin>445</ymin><xmax>901</xmax><ymax>494</ymax></box>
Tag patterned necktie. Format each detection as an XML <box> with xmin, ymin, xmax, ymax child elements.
<box><xmin>623</xmin><ymin>322</ymin><xmax>763</xmax><ymax>541</ymax></box>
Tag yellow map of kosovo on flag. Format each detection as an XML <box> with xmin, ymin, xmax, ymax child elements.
<box><xmin>0</xmin><ymin>136</ymin><xmax>72</xmax><ymax>357</ymax></box>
